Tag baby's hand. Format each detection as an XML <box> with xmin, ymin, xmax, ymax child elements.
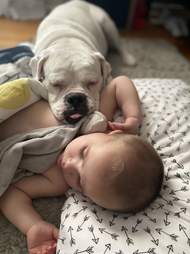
<box><xmin>108</xmin><ymin>117</ymin><xmax>140</xmax><ymax>134</ymax></box>
<box><xmin>27</xmin><ymin>221</ymin><xmax>58</xmax><ymax>254</ymax></box>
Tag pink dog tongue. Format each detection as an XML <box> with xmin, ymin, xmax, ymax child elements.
<box><xmin>70</xmin><ymin>113</ymin><xmax>82</xmax><ymax>119</ymax></box>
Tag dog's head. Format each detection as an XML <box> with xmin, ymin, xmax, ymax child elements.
<box><xmin>30</xmin><ymin>48</ymin><xmax>111</xmax><ymax>124</ymax></box>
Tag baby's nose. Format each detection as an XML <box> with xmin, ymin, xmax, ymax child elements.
<box><xmin>64</xmin><ymin>157</ymin><xmax>80</xmax><ymax>171</ymax></box>
<box><xmin>64</xmin><ymin>158</ymin><xmax>74</xmax><ymax>169</ymax></box>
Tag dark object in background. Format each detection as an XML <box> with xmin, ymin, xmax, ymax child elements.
<box><xmin>86</xmin><ymin>0</ymin><xmax>130</xmax><ymax>28</ymax></box>
<box><xmin>148</xmin><ymin>0</ymin><xmax>190</xmax><ymax>37</ymax></box>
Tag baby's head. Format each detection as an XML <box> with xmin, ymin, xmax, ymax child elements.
<box><xmin>97</xmin><ymin>133</ymin><xmax>164</xmax><ymax>212</ymax></box>
<box><xmin>59</xmin><ymin>132</ymin><xmax>164</xmax><ymax>212</ymax></box>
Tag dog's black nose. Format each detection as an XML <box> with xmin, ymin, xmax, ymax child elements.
<box><xmin>63</xmin><ymin>92</ymin><xmax>88</xmax><ymax>124</ymax></box>
<box><xmin>65</xmin><ymin>92</ymin><xmax>87</xmax><ymax>107</ymax></box>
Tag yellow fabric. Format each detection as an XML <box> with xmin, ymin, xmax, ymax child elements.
<box><xmin>0</xmin><ymin>79</ymin><xmax>31</xmax><ymax>109</ymax></box>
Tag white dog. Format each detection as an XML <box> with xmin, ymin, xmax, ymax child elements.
<box><xmin>30</xmin><ymin>0</ymin><xmax>135</xmax><ymax>124</ymax></box>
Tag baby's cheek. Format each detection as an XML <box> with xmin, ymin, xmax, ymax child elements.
<box><xmin>64</xmin><ymin>170</ymin><xmax>81</xmax><ymax>192</ymax></box>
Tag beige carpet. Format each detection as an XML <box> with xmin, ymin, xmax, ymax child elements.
<box><xmin>0</xmin><ymin>38</ymin><xmax>190</xmax><ymax>253</ymax></box>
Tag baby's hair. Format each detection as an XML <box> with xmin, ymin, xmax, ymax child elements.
<box><xmin>109</xmin><ymin>133</ymin><xmax>164</xmax><ymax>213</ymax></box>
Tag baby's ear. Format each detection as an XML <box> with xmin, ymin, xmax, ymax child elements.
<box><xmin>30</xmin><ymin>50</ymin><xmax>49</xmax><ymax>81</ymax></box>
<box><xmin>94</xmin><ymin>52</ymin><xmax>112</xmax><ymax>87</ymax></box>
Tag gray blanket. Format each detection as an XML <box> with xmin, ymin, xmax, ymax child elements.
<box><xmin>0</xmin><ymin>124</ymin><xmax>81</xmax><ymax>196</ymax></box>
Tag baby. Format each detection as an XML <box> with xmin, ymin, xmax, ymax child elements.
<box><xmin>57</xmin><ymin>130</ymin><xmax>163</xmax><ymax>213</ymax></box>
<box><xmin>0</xmin><ymin>76</ymin><xmax>164</xmax><ymax>254</ymax></box>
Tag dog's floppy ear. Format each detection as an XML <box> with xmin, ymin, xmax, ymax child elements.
<box><xmin>94</xmin><ymin>52</ymin><xmax>112</xmax><ymax>87</ymax></box>
<box><xmin>30</xmin><ymin>51</ymin><xmax>49</xmax><ymax>81</ymax></box>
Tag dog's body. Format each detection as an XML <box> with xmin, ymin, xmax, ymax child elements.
<box><xmin>34</xmin><ymin>0</ymin><xmax>108</xmax><ymax>57</ymax></box>
<box><xmin>31</xmin><ymin>0</ymin><xmax>135</xmax><ymax>124</ymax></box>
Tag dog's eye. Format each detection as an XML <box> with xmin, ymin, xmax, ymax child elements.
<box><xmin>54</xmin><ymin>83</ymin><xmax>62</xmax><ymax>89</ymax></box>
<box><xmin>87</xmin><ymin>80</ymin><xmax>98</xmax><ymax>88</ymax></box>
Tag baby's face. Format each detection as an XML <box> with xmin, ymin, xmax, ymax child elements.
<box><xmin>58</xmin><ymin>132</ymin><xmax>124</xmax><ymax>205</ymax></box>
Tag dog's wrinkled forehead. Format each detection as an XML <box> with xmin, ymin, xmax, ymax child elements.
<box><xmin>30</xmin><ymin>48</ymin><xmax>111</xmax><ymax>91</ymax></box>
<box><xmin>44</xmin><ymin>50</ymin><xmax>101</xmax><ymax>84</ymax></box>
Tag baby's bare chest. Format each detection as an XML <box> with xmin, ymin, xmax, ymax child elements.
<box><xmin>0</xmin><ymin>100</ymin><xmax>60</xmax><ymax>141</ymax></box>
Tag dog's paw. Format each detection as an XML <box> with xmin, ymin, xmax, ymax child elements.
<box><xmin>80</xmin><ymin>111</ymin><xmax>107</xmax><ymax>134</ymax></box>
<box><xmin>123</xmin><ymin>53</ymin><xmax>136</xmax><ymax>66</ymax></box>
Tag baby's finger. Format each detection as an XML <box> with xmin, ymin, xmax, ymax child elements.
<box><xmin>108</xmin><ymin>121</ymin><xmax>117</xmax><ymax>130</ymax></box>
<box><xmin>109</xmin><ymin>121</ymin><xmax>138</xmax><ymax>134</ymax></box>
<box><xmin>108</xmin><ymin>121</ymin><xmax>125</xmax><ymax>130</ymax></box>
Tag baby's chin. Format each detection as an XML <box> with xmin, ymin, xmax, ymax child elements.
<box><xmin>72</xmin><ymin>185</ymin><xmax>82</xmax><ymax>193</ymax></box>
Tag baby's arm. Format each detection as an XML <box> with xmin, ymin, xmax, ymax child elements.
<box><xmin>0</xmin><ymin>164</ymin><xmax>69</xmax><ymax>254</ymax></box>
<box><xmin>100</xmin><ymin>76</ymin><xmax>142</xmax><ymax>134</ymax></box>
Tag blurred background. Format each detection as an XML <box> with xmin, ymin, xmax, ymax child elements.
<box><xmin>0</xmin><ymin>0</ymin><xmax>190</xmax><ymax>60</ymax></box>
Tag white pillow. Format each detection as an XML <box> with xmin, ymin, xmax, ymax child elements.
<box><xmin>57</xmin><ymin>79</ymin><xmax>190</xmax><ymax>254</ymax></box>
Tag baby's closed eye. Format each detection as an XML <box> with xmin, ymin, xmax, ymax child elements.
<box><xmin>80</xmin><ymin>146</ymin><xmax>88</xmax><ymax>159</ymax></box>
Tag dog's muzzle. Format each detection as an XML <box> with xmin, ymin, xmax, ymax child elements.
<box><xmin>63</xmin><ymin>92</ymin><xmax>89</xmax><ymax>124</ymax></box>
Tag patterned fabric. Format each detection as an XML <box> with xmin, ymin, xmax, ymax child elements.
<box><xmin>0</xmin><ymin>46</ymin><xmax>33</xmax><ymax>64</ymax></box>
<box><xmin>0</xmin><ymin>45</ymin><xmax>33</xmax><ymax>85</ymax></box>
<box><xmin>57</xmin><ymin>79</ymin><xmax>190</xmax><ymax>254</ymax></box>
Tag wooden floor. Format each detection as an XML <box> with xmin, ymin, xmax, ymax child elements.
<box><xmin>0</xmin><ymin>18</ymin><xmax>39</xmax><ymax>48</ymax></box>
<box><xmin>0</xmin><ymin>17</ymin><xmax>190</xmax><ymax>61</ymax></box>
